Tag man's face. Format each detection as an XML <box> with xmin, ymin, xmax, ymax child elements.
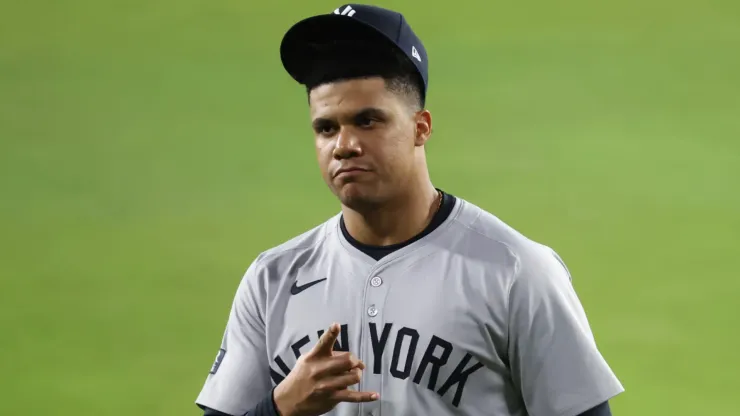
<box><xmin>309</xmin><ymin>77</ymin><xmax>428</xmax><ymax>209</ymax></box>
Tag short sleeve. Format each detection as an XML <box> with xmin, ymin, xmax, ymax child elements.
<box><xmin>195</xmin><ymin>259</ymin><xmax>273</xmax><ymax>415</ymax></box>
<box><xmin>507</xmin><ymin>248</ymin><xmax>624</xmax><ymax>416</ymax></box>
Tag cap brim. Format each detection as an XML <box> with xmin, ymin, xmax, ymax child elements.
<box><xmin>280</xmin><ymin>14</ymin><xmax>399</xmax><ymax>85</ymax></box>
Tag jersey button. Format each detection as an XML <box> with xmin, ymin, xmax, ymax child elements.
<box><xmin>370</xmin><ymin>276</ymin><xmax>383</xmax><ymax>287</ymax></box>
<box><xmin>367</xmin><ymin>305</ymin><xmax>379</xmax><ymax>317</ymax></box>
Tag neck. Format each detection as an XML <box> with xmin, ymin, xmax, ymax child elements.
<box><xmin>342</xmin><ymin>181</ymin><xmax>440</xmax><ymax>247</ymax></box>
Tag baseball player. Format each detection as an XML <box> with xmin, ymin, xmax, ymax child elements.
<box><xmin>195</xmin><ymin>4</ymin><xmax>624</xmax><ymax>416</ymax></box>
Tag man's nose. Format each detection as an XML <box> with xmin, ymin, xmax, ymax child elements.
<box><xmin>333</xmin><ymin>128</ymin><xmax>363</xmax><ymax>160</ymax></box>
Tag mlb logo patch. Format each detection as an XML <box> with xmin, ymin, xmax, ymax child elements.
<box><xmin>210</xmin><ymin>348</ymin><xmax>226</xmax><ymax>375</ymax></box>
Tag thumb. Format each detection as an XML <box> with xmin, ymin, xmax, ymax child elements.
<box><xmin>312</xmin><ymin>323</ymin><xmax>340</xmax><ymax>357</ymax></box>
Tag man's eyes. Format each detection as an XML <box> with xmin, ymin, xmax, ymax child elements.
<box><xmin>356</xmin><ymin>117</ymin><xmax>375</xmax><ymax>127</ymax></box>
<box><xmin>315</xmin><ymin>123</ymin><xmax>337</xmax><ymax>135</ymax></box>
<box><xmin>356</xmin><ymin>114</ymin><xmax>385</xmax><ymax>128</ymax></box>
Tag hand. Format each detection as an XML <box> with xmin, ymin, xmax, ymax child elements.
<box><xmin>273</xmin><ymin>323</ymin><xmax>379</xmax><ymax>416</ymax></box>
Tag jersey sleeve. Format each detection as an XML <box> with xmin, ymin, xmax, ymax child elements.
<box><xmin>195</xmin><ymin>259</ymin><xmax>273</xmax><ymax>415</ymax></box>
<box><xmin>506</xmin><ymin>248</ymin><xmax>624</xmax><ymax>416</ymax></box>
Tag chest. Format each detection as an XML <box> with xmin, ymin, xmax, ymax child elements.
<box><xmin>264</xmin><ymin>253</ymin><xmax>514</xmax><ymax>413</ymax></box>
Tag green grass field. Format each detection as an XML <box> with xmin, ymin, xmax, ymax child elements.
<box><xmin>1</xmin><ymin>0</ymin><xmax>739</xmax><ymax>414</ymax></box>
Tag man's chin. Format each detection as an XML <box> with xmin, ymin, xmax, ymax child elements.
<box><xmin>335</xmin><ymin>183</ymin><xmax>382</xmax><ymax>211</ymax></box>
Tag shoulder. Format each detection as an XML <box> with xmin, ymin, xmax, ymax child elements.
<box><xmin>451</xmin><ymin>198</ymin><xmax>585</xmax><ymax>328</ymax></box>
<box><xmin>451</xmin><ymin>199</ymin><xmax>567</xmax><ymax>267</ymax></box>
<box><xmin>449</xmin><ymin>198</ymin><xmax>572</xmax><ymax>284</ymax></box>
<box><xmin>256</xmin><ymin>214</ymin><xmax>339</xmax><ymax>265</ymax></box>
<box><xmin>248</xmin><ymin>213</ymin><xmax>341</xmax><ymax>278</ymax></box>
<box><xmin>229</xmin><ymin>214</ymin><xmax>341</xmax><ymax>313</ymax></box>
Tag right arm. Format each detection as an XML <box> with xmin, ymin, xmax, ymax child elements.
<box><xmin>196</xmin><ymin>260</ymin><xmax>378</xmax><ymax>416</ymax></box>
<box><xmin>202</xmin><ymin>391</ymin><xmax>278</xmax><ymax>416</ymax></box>
<box><xmin>195</xmin><ymin>260</ymin><xmax>274</xmax><ymax>416</ymax></box>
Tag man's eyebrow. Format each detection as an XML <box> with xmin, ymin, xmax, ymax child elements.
<box><xmin>312</xmin><ymin>108</ymin><xmax>387</xmax><ymax>125</ymax></box>
<box><xmin>354</xmin><ymin>107</ymin><xmax>386</xmax><ymax>118</ymax></box>
<box><xmin>312</xmin><ymin>117</ymin><xmax>333</xmax><ymax>125</ymax></box>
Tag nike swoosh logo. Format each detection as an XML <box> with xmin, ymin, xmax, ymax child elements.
<box><xmin>290</xmin><ymin>278</ymin><xmax>327</xmax><ymax>295</ymax></box>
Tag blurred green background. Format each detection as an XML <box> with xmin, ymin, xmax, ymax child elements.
<box><xmin>1</xmin><ymin>0</ymin><xmax>739</xmax><ymax>414</ymax></box>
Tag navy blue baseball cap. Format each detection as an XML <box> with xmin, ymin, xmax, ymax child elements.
<box><xmin>280</xmin><ymin>4</ymin><xmax>429</xmax><ymax>103</ymax></box>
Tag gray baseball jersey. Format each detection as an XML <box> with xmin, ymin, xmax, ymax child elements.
<box><xmin>196</xmin><ymin>198</ymin><xmax>624</xmax><ymax>415</ymax></box>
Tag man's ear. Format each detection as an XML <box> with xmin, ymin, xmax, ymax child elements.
<box><xmin>414</xmin><ymin>109</ymin><xmax>432</xmax><ymax>147</ymax></box>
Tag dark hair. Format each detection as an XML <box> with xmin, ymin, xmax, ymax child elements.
<box><xmin>302</xmin><ymin>40</ymin><xmax>424</xmax><ymax>110</ymax></box>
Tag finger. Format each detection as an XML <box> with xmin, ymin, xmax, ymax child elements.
<box><xmin>330</xmin><ymin>389</ymin><xmax>379</xmax><ymax>403</ymax></box>
<box><xmin>316</xmin><ymin>353</ymin><xmax>365</xmax><ymax>377</ymax></box>
<box><xmin>310</xmin><ymin>323</ymin><xmax>340</xmax><ymax>357</ymax></box>
<box><xmin>333</xmin><ymin>351</ymin><xmax>365</xmax><ymax>370</ymax></box>
<box><xmin>315</xmin><ymin>368</ymin><xmax>363</xmax><ymax>392</ymax></box>
<box><xmin>332</xmin><ymin>351</ymin><xmax>365</xmax><ymax>370</ymax></box>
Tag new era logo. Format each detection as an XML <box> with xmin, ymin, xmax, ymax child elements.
<box><xmin>334</xmin><ymin>5</ymin><xmax>356</xmax><ymax>17</ymax></box>
<box><xmin>412</xmin><ymin>46</ymin><xmax>422</xmax><ymax>62</ymax></box>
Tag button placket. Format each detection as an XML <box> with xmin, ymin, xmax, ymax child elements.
<box><xmin>360</xmin><ymin>272</ymin><xmax>389</xmax><ymax>416</ymax></box>
<box><xmin>365</xmin><ymin>275</ymin><xmax>386</xmax><ymax>318</ymax></box>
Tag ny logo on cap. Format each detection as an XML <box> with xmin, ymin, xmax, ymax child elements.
<box><xmin>333</xmin><ymin>5</ymin><xmax>356</xmax><ymax>17</ymax></box>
